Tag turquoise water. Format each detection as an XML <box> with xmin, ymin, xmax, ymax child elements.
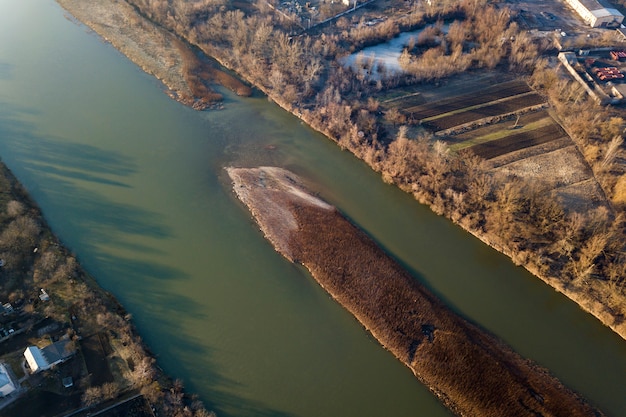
<box><xmin>0</xmin><ymin>1</ymin><xmax>624</xmax><ymax>416</ymax></box>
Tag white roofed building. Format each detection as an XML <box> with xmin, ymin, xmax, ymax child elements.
<box><xmin>0</xmin><ymin>363</ymin><xmax>16</xmax><ymax>396</ymax></box>
<box><xmin>24</xmin><ymin>340</ymin><xmax>75</xmax><ymax>374</ymax></box>
<box><xmin>24</xmin><ymin>346</ymin><xmax>49</xmax><ymax>373</ymax></box>
<box><xmin>564</xmin><ymin>0</ymin><xmax>624</xmax><ymax>27</ymax></box>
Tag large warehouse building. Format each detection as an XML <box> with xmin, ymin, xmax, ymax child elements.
<box><xmin>564</xmin><ymin>0</ymin><xmax>624</xmax><ymax>27</ymax></box>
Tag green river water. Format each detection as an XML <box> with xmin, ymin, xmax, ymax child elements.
<box><xmin>0</xmin><ymin>1</ymin><xmax>624</xmax><ymax>416</ymax></box>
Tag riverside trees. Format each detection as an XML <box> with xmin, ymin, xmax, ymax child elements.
<box><xmin>121</xmin><ymin>0</ymin><xmax>626</xmax><ymax>334</ymax></box>
<box><xmin>0</xmin><ymin>161</ymin><xmax>212</xmax><ymax>416</ymax></box>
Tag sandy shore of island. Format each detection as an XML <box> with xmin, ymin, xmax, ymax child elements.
<box><xmin>227</xmin><ymin>166</ymin><xmax>604</xmax><ymax>417</ymax></box>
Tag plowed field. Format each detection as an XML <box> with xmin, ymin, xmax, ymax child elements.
<box><xmin>425</xmin><ymin>93</ymin><xmax>546</xmax><ymax>131</ymax></box>
<box><xmin>448</xmin><ymin>110</ymin><xmax>553</xmax><ymax>144</ymax></box>
<box><xmin>404</xmin><ymin>80</ymin><xmax>532</xmax><ymax>119</ymax></box>
<box><xmin>462</xmin><ymin>123</ymin><xmax>566</xmax><ymax>159</ymax></box>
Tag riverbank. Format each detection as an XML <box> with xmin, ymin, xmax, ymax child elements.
<box><xmin>0</xmin><ymin>160</ymin><xmax>212</xmax><ymax>417</ymax></box>
<box><xmin>55</xmin><ymin>0</ymin><xmax>250</xmax><ymax>110</ymax></box>
<box><xmin>53</xmin><ymin>0</ymin><xmax>626</xmax><ymax>340</ymax></box>
<box><xmin>227</xmin><ymin>166</ymin><xmax>603</xmax><ymax>417</ymax></box>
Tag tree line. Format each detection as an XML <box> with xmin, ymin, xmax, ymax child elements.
<box><xmin>120</xmin><ymin>0</ymin><xmax>626</xmax><ymax>331</ymax></box>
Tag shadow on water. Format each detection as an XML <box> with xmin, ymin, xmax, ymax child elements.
<box><xmin>0</xmin><ymin>102</ymin><xmax>297</xmax><ymax>417</ymax></box>
<box><xmin>1</xmin><ymin>108</ymin><xmax>136</xmax><ymax>177</ymax></box>
<box><xmin>0</xmin><ymin>62</ymin><xmax>13</xmax><ymax>80</ymax></box>
<box><xmin>92</xmin><ymin>253</ymin><xmax>297</xmax><ymax>417</ymax></box>
<box><xmin>0</xmin><ymin>104</ymin><xmax>164</xmax><ymax>242</ymax></box>
<box><xmin>26</xmin><ymin>163</ymin><xmax>132</xmax><ymax>188</ymax></box>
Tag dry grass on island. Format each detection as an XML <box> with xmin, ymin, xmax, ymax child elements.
<box><xmin>227</xmin><ymin>166</ymin><xmax>603</xmax><ymax>417</ymax></box>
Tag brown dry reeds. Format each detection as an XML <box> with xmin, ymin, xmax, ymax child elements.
<box><xmin>289</xmin><ymin>204</ymin><xmax>601</xmax><ymax>416</ymax></box>
<box><xmin>175</xmin><ymin>37</ymin><xmax>251</xmax><ymax>105</ymax></box>
<box><xmin>229</xmin><ymin>167</ymin><xmax>604</xmax><ymax>417</ymax></box>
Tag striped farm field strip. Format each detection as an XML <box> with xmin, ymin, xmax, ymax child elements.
<box><xmin>425</xmin><ymin>93</ymin><xmax>546</xmax><ymax>131</ymax></box>
<box><xmin>460</xmin><ymin>124</ymin><xmax>566</xmax><ymax>159</ymax></box>
<box><xmin>403</xmin><ymin>80</ymin><xmax>532</xmax><ymax>119</ymax></box>
<box><xmin>422</xmin><ymin>92</ymin><xmax>543</xmax><ymax>123</ymax></box>
<box><xmin>448</xmin><ymin>116</ymin><xmax>555</xmax><ymax>152</ymax></box>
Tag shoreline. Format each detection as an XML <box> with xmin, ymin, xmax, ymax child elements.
<box><xmin>0</xmin><ymin>160</ymin><xmax>211</xmax><ymax>416</ymax></box>
<box><xmin>56</xmin><ymin>0</ymin><xmax>194</xmax><ymax>104</ymax></box>
<box><xmin>54</xmin><ymin>0</ymin><xmax>625</xmax><ymax>339</ymax></box>
<box><xmin>55</xmin><ymin>0</ymin><xmax>250</xmax><ymax>110</ymax></box>
<box><xmin>227</xmin><ymin>166</ymin><xmax>604</xmax><ymax>417</ymax></box>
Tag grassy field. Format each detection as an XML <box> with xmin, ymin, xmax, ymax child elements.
<box><xmin>457</xmin><ymin>123</ymin><xmax>564</xmax><ymax>158</ymax></box>
<box><xmin>448</xmin><ymin>110</ymin><xmax>553</xmax><ymax>142</ymax></box>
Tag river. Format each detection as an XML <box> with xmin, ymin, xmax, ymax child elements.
<box><xmin>0</xmin><ymin>1</ymin><xmax>624</xmax><ymax>416</ymax></box>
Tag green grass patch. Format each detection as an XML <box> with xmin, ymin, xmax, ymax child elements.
<box><xmin>382</xmin><ymin>92</ymin><xmax>422</xmax><ymax>105</ymax></box>
<box><xmin>449</xmin><ymin>117</ymin><xmax>554</xmax><ymax>152</ymax></box>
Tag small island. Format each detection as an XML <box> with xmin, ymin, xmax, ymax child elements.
<box><xmin>227</xmin><ymin>166</ymin><xmax>603</xmax><ymax>417</ymax></box>
<box><xmin>54</xmin><ymin>0</ymin><xmax>626</xmax><ymax>344</ymax></box>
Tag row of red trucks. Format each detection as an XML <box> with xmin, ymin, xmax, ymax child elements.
<box><xmin>593</xmin><ymin>66</ymin><xmax>624</xmax><ymax>81</ymax></box>
<box><xmin>610</xmin><ymin>50</ymin><xmax>626</xmax><ymax>60</ymax></box>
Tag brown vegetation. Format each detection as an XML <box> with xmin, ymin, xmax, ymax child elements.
<box><xmin>57</xmin><ymin>0</ymin><xmax>626</xmax><ymax>412</ymax></box>
<box><xmin>228</xmin><ymin>166</ymin><xmax>603</xmax><ymax>417</ymax></box>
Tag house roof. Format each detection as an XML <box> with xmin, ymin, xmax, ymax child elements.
<box><xmin>42</xmin><ymin>340</ymin><xmax>74</xmax><ymax>365</ymax></box>
<box><xmin>580</xmin><ymin>0</ymin><xmax>617</xmax><ymax>11</ymax></box>
<box><xmin>591</xmin><ymin>8</ymin><xmax>624</xmax><ymax>18</ymax></box>
<box><xmin>0</xmin><ymin>364</ymin><xmax>15</xmax><ymax>396</ymax></box>
<box><xmin>24</xmin><ymin>346</ymin><xmax>49</xmax><ymax>372</ymax></box>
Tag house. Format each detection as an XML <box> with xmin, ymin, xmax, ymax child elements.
<box><xmin>39</xmin><ymin>289</ymin><xmax>50</xmax><ymax>302</ymax></box>
<box><xmin>1</xmin><ymin>303</ymin><xmax>13</xmax><ymax>315</ymax></box>
<box><xmin>0</xmin><ymin>363</ymin><xmax>16</xmax><ymax>397</ymax></box>
<box><xmin>24</xmin><ymin>340</ymin><xmax>75</xmax><ymax>373</ymax></box>
<box><xmin>564</xmin><ymin>0</ymin><xmax>624</xmax><ymax>27</ymax></box>
<box><xmin>24</xmin><ymin>346</ymin><xmax>48</xmax><ymax>373</ymax></box>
